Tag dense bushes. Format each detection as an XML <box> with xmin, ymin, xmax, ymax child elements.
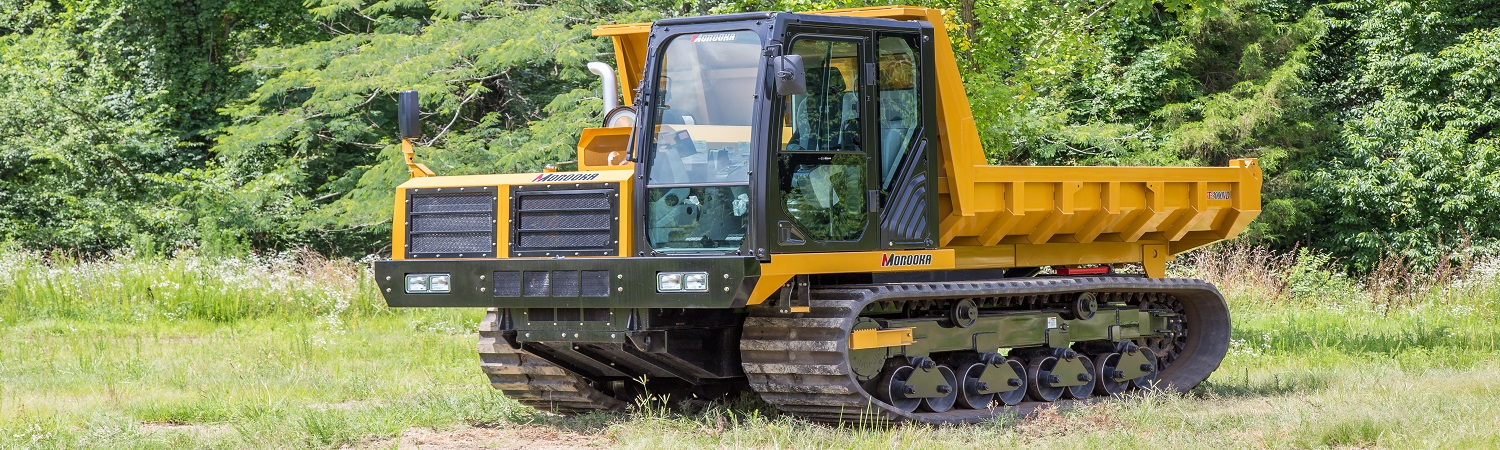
<box><xmin>3</xmin><ymin>0</ymin><xmax>1499</xmax><ymax>273</ymax></box>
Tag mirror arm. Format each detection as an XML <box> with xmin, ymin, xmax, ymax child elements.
<box><xmin>402</xmin><ymin>137</ymin><xmax>435</xmax><ymax>178</ymax></box>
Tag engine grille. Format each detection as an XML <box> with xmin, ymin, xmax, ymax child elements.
<box><xmin>494</xmin><ymin>270</ymin><xmax>611</xmax><ymax>298</ymax></box>
<box><xmin>510</xmin><ymin>183</ymin><xmax>619</xmax><ymax>256</ymax></box>
<box><xmin>406</xmin><ymin>188</ymin><xmax>498</xmax><ymax>258</ymax></box>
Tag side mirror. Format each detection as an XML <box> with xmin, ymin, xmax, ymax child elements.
<box><xmin>398</xmin><ymin>90</ymin><xmax>420</xmax><ymax>139</ymax></box>
<box><xmin>773</xmin><ymin>54</ymin><xmax>806</xmax><ymax>96</ymax></box>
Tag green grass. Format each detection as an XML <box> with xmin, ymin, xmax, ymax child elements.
<box><xmin>2</xmin><ymin>247</ymin><xmax>1499</xmax><ymax>448</ymax></box>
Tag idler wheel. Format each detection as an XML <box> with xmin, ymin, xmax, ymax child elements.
<box><xmin>1093</xmin><ymin>352</ymin><xmax>1129</xmax><ymax>396</ymax></box>
<box><xmin>1060</xmin><ymin>355</ymin><xmax>1096</xmax><ymax>400</ymax></box>
<box><xmin>874</xmin><ymin>365</ymin><xmax>921</xmax><ymax>413</ymax></box>
<box><xmin>1026</xmin><ymin>356</ymin><xmax>1064</xmax><ymax>402</ymax></box>
<box><xmin>950</xmin><ymin>299</ymin><xmax>979</xmax><ymax>328</ymax></box>
<box><xmin>919</xmin><ymin>365</ymin><xmax>959</xmax><ymax>413</ymax></box>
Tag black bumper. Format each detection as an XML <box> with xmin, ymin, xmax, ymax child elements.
<box><xmin>374</xmin><ymin>256</ymin><xmax>761</xmax><ymax>308</ymax></box>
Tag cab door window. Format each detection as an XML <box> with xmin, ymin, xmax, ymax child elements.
<box><xmin>777</xmin><ymin>37</ymin><xmax>867</xmax><ymax>242</ymax></box>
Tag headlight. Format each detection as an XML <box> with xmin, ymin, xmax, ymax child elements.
<box><xmin>428</xmin><ymin>274</ymin><xmax>451</xmax><ymax>293</ymax></box>
<box><xmin>657</xmin><ymin>271</ymin><xmax>708</xmax><ymax>292</ymax></box>
<box><xmin>405</xmin><ymin>273</ymin><xmax>450</xmax><ymax>294</ymax></box>
<box><xmin>683</xmin><ymin>272</ymin><xmax>707</xmax><ymax>291</ymax></box>
<box><xmin>657</xmin><ymin>273</ymin><xmax>683</xmax><ymax>292</ymax></box>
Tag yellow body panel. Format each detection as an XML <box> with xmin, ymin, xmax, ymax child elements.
<box><xmin>392</xmin><ymin>170</ymin><xmax>635</xmax><ymax>260</ymax></box>
<box><xmin>577</xmin><ymin>127</ymin><xmax>636</xmax><ymax>171</ymax></box>
<box><xmin>591</xmin><ymin>23</ymin><xmax>652</xmax><ymax>108</ymax></box>
<box><xmin>747</xmin><ymin>250</ymin><xmax>956</xmax><ymax>305</ymax></box>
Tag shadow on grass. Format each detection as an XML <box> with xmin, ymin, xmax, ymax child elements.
<box><xmin>1232</xmin><ymin>322</ymin><xmax>1500</xmax><ymax>357</ymax></box>
<box><xmin>1194</xmin><ymin>369</ymin><xmax>1333</xmax><ymax>398</ymax></box>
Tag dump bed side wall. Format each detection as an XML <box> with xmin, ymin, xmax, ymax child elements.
<box><xmin>937</xmin><ymin>159</ymin><xmax>1263</xmax><ymax>263</ymax></box>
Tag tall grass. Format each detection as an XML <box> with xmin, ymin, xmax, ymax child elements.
<box><xmin>1</xmin><ymin>244</ymin><xmax>1499</xmax><ymax>448</ymax></box>
<box><xmin>0</xmin><ymin>247</ymin><xmax>387</xmax><ymax>323</ymax></box>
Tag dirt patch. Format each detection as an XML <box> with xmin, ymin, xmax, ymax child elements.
<box><xmin>308</xmin><ymin>399</ymin><xmax>387</xmax><ymax>411</ymax></box>
<box><xmin>356</xmin><ymin>424</ymin><xmax>610</xmax><ymax>450</ymax></box>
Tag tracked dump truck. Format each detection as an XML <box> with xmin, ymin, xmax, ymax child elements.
<box><xmin>373</xmin><ymin>6</ymin><xmax>1262</xmax><ymax>424</ymax></box>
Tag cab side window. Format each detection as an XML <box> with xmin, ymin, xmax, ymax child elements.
<box><xmin>877</xmin><ymin>36</ymin><xmax>919</xmax><ymax>187</ymax></box>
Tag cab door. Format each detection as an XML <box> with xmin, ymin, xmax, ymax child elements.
<box><xmin>768</xmin><ymin>31</ymin><xmax>881</xmax><ymax>253</ymax></box>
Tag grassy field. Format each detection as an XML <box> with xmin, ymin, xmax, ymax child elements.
<box><xmin>1</xmin><ymin>246</ymin><xmax>1498</xmax><ymax>449</ymax></box>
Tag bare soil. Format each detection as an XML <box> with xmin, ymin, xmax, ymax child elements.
<box><xmin>356</xmin><ymin>425</ymin><xmax>610</xmax><ymax>450</ymax></box>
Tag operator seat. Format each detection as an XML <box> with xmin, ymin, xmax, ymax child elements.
<box><xmin>789</xmin><ymin>66</ymin><xmax>858</xmax><ymax>151</ymax></box>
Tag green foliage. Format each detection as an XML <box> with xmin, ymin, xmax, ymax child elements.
<box><xmin>5</xmin><ymin>0</ymin><xmax>1500</xmax><ymax>273</ymax></box>
<box><xmin>0</xmin><ymin>0</ymin><xmax>317</xmax><ymax>252</ymax></box>
<box><xmin>1305</xmin><ymin>6</ymin><xmax>1500</xmax><ymax>270</ymax></box>
<box><xmin>204</xmin><ymin>0</ymin><xmax>652</xmax><ymax>254</ymax></box>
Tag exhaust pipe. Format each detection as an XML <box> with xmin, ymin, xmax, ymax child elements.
<box><xmin>587</xmin><ymin>62</ymin><xmax>619</xmax><ymax>112</ymax></box>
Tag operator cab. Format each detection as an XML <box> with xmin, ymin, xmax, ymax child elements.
<box><xmin>633</xmin><ymin>12</ymin><xmax>940</xmax><ymax>259</ymax></box>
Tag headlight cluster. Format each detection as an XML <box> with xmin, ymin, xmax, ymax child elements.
<box><xmin>657</xmin><ymin>271</ymin><xmax>708</xmax><ymax>292</ymax></box>
<box><xmin>406</xmin><ymin>273</ymin><xmax>451</xmax><ymax>293</ymax></box>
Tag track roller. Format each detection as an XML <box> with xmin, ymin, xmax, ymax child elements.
<box><xmin>1093</xmin><ymin>353</ymin><xmax>1128</xmax><ymax>396</ymax></box>
<box><xmin>955</xmin><ymin>356</ymin><xmax>1027</xmax><ymax>409</ymax></box>
<box><xmin>1025</xmin><ymin>356</ymin><xmax>1064</xmax><ymax>402</ymax></box>
<box><xmin>873</xmin><ymin>356</ymin><xmax>958</xmax><ymax>413</ymax></box>
<box><xmin>1060</xmin><ymin>354</ymin><xmax>1095</xmax><ymax>400</ymax></box>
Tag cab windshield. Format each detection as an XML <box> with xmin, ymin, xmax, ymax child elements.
<box><xmin>645</xmin><ymin>30</ymin><xmax>761</xmax><ymax>252</ymax></box>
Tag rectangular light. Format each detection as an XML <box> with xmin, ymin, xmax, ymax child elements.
<box><xmin>656</xmin><ymin>273</ymin><xmax>683</xmax><ymax>292</ymax></box>
<box><xmin>657</xmin><ymin>271</ymin><xmax>708</xmax><ymax>293</ymax></box>
<box><xmin>406</xmin><ymin>273</ymin><xmax>451</xmax><ymax>294</ymax></box>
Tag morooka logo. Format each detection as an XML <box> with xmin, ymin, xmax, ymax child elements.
<box><xmin>532</xmin><ymin>173</ymin><xmax>600</xmax><ymax>183</ymax></box>
<box><xmin>881</xmin><ymin>253</ymin><xmax>933</xmax><ymax>267</ymax></box>
<box><xmin>691</xmin><ymin>33</ymin><xmax>738</xmax><ymax>43</ymax></box>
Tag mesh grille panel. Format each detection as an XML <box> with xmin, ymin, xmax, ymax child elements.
<box><xmin>581</xmin><ymin>271</ymin><xmax>610</xmax><ymax>297</ymax></box>
<box><xmin>412</xmin><ymin>214</ymin><xmax>492</xmax><ymax>233</ymax></box>
<box><xmin>551</xmin><ymin>271</ymin><xmax>580</xmax><ymax>297</ymax></box>
<box><xmin>493</xmin><ymin>271</ymin><xmax>521</xmax><ymax>297</ymax></box>
<box><xmin>518</xmin><ymin>192</ymin><xmax>610</xmax><ymax>211</ymax></box>
<box><xmin>408</xmin><ymin>191</ymin><xmax>496</xmax><ymax>257</ymax></box>
<box><xmin>523</xmin><ymin>271</ymin><xmax>550</xmax><ymax>297</ymax></box>
<box><xmin>517</xmin><ymin>210</ymin><xmax>611</xmax><ymax>230</ymax></box>
<box><xmin>411</xmin><ymin>193</ymin><xmax>493</xmax><ymax>213</ymax></box>
<box><xmin>510</xmin><ymin>185</ymin><xmax>617</xmax><ymax>256</ymax></box>
<box><xmin>410</xmin><ymin>232</ymin><xmax>492</xmax><ymax>254</ymax></box>
<box><xmin>517</xmin><ymin>231</ymin><xmax>612</xmax><ymax>249</ymax></box>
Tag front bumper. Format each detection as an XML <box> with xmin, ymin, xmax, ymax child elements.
<box><xmin>373</xmin><ymin>256</ymin><xmax>761</xmax><ymax>308</ymax></box>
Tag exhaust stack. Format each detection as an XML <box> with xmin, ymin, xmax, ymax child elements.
<box><xmin>587</xmin><ymin>62</ymin><xmax>619</xmax><ymax>112</ymax></box>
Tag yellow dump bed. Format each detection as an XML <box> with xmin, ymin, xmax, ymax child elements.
<box><xmin>938</xmin><ymin>159</ymin><xmax>1261</xmax><ymax>276</ymax></box>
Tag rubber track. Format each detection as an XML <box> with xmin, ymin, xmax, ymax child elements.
<box><xmin>740</xmin><ymin>277</ymin><xmax>1231</xmax><ymax>424</ymax></box>
<box><xmin>478</xmin><ymin>309</ymin><xmax>627</xmax><ymax>413</ymax></box>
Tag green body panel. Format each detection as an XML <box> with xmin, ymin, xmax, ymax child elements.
<box><xmin>886</xmin><ymin>306</ymin><xmax>1163</xmax><ymax>356</ymax></box>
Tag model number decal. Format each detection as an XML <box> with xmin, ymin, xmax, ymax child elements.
<box><xmin>533</xmin><ymin>173</ymin><xmax>600</xmax><ymax>182</ymax></box>
<box><xmin>1208</xmin><ymin>190</ymin><xmax>1231</xmax><ymax>200</ymax></box>
<box><xmin>881</xmin><ymin>253</ymin><xmax>933</xmax><ymax>267</ymax></box>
